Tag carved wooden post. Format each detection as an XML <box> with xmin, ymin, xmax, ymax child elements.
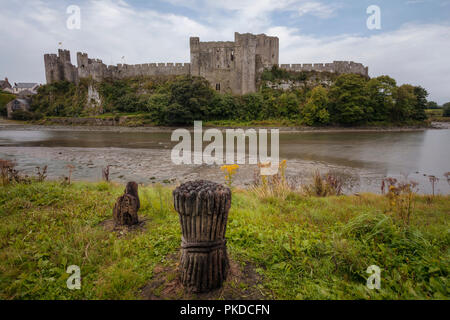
<box><xmin>113</xmin><ymin>181</ymin><xmax>140</xmax><ymax>226</ymax></box>
<box><xmin>173</xmin><ymin>180</ymin><xmax>231</xmax><ymax>293</ymax></box>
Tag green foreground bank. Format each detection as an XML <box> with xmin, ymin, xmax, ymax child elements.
<box><xmin>0</xmin><ymin>181</ymin><xmax>448</xmax><ymax>299</ymax></box>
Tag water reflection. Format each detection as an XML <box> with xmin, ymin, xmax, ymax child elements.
<box><xmin>0</xmin><ymin>128</ymin><xmax>448</xmax><ymax>194</ymax></box>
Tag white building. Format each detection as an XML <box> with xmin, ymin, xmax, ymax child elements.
<box><xmin>13</xmin><ymin>82</ymin><xmax>40</xmax><ymax>94</ymax></box>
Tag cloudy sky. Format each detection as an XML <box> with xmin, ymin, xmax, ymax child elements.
<box><xmin>1</xmin><ymin>0</ymin><xmax>449</xmax><ymax>103</ymax></box>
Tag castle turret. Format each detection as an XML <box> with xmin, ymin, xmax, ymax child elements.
<box><xmin>189</xmin><ymin>37</ymin><xmax>200</xmax><ymax>76</ymax></box>
<box><xmin>43</xmin><ymin>49</ymin><xmax>78</xmax><ymax>84</ymax></box>
<box><xmin>58</xmin><ymin>49</ymin><xmax>71</xmax><ymax>64</ymax></box>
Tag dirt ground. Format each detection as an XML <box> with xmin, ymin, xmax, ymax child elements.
<box><xmin>141</xmin><ymin>254</ymin><xmax>269</xmax><ymax>300</ymax></box>
<box><xmin>99</xmin><ymin>217</ymin><xmax>149</xmax><ymax>235</ymax></box>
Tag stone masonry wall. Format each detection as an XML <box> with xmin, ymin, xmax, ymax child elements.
<box><xmin>44</xmin><ymin>49</ymin><xmax>79</xmax><ymax>84</ymax></box>
<box><xmin>77</xmin><ymin>52</ymin><xmax>190</xmax><ymax>81</ymax></box>
<box><xmin>190</xmin><ymin>32</ymin><xmax>280</xmax><ymax>94</ymax></box>
<box><xmin>278</xmin><ymin>61</ymin><xmax>369</xmax><ymax>77</ymax></box>
<box><xmin>44</xmin><ymin>50</ymin><xmax>189</xmax><ymax>84</ymax></box>
<box><xmin>44</xmin><ymin>33</ymin><xmax>369</xmax><ymax>93</ymax></box>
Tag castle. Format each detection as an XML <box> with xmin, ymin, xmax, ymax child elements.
<box><xmin>44</xmin><ymin>32</ymin><xmax>369</xmax><ymax>95</ymax></box>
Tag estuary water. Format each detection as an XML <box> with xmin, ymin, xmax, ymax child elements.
<box><xmin>0</xmin><ymin>124</ymin><xmax>449</xmax><ymax>194</ymax></box>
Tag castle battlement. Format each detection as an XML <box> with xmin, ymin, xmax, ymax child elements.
<box><xmin>276</xmin><ymin>61</ymin><xmax>368</xmax><ymax>76</ymax></box>
<box><xmin>44</xmin><ymin>32</ymin><xmax>369</xmax><ymax>94</ymax></box>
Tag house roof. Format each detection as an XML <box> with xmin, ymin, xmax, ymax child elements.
<box><xmin>14</xmin><ymin>82</ymin><xmax>39</xmax><ymax>89</ymax></box>
<box><xmin>15</xmin><ymin>99</ymin><xmax>30</xmax><ymax>104</ymax></box>
<box><xmin>0</xmin><ymin>80</ymin><xmax>12</xmax><ymax>89</ymax></box>
<box><xmin>17</xmin><ymin>89</ymin><xmax>36</xmax><ymax>97</ymax></box>
<box><xmin>7</xmin><ymin>98</ymin><xmax>30</xmax><ymax>106</ymax></box>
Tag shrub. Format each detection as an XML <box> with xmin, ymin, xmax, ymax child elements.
<box><xmin>209</xmin><ymin>93</ymin><xmax>239</xmax><ymax>120</ymax></box>
<box><xmin>366</xmin><ymin>75</ymin><xmax>397</xmax><ymax>122</ymax></box>
<box><xmin>328</xmin><ymin>74</ymin><xmax>369</xmax><ymax>125</ymax></box>
<box><xmin>0</xmin><ymin>159</ymin><xmax>31</xmax><ymax>185</ymax></box>
<box><xmin>301</xmin><ymin>86</ymin><xmax>330</xmax><ymax>125</ymax></box>
<box><xmin>146</xmin><ymin>93</ymin><xmax>170</xmax><ymax>124</ymax></box>
<box><xmin>383</xmin><ymin>178</ymin><xmax>418</xmax><ymax>225</ymax></box>
<box><xmin>163</xmin><ymin>102</ymin><xmax>193</xmax><ymax>126</ymax></box>
<box><xmin>11</xmin><ymin>110</ymin><xmax>43</xmax><ymax>121</ymax></box>
<box><xmin>168</xmin><ymin>76</ymin><xmax>215</xmax><ymax>121</ymax></box>
<box><xmin>443</xmin><ymin>103</ymin><xmax>450</xmax><ymax>117</ymax></box>
<box><xmin>0</xmin><ymin>91</ymin><xmax>15</xmax><ymax>117</ymax></box>
<box><xmin>31</xmin><ymin>80</ymin><xmax>86</xmax><ymax>116</ymax></box>
<box><xmin>303</xmin><ymin>171</ymin><xmax>344</xmax><ymax>197</ymax></box>
<box><xmin>251</xmin><ymin>160</ymin><xmax>293</xmax><ymax>200</ymax></box>
<box><xmin>276</xmin><ymin>92</ymin><xmax>300</xmax><ymax>118</ymax></box>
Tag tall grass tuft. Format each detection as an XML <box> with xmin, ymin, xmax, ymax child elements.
<box><xmin>383</xmin><ymin>177</ymin><xmax>418</xmax><ymax>225</ymax></box>
<box><xmin>0</xmin><ymin>159</ymin><xmax>31</xmax><ymax>185</ymax></box>
<box><xmin>342</xmin><ymin>212</ymin><xmax>397</xmax><ymax>242</ymax></box>
<box><xmin>250</xmin><ymin>160</ymin><xmax>294</xmax><ymax>200</ymax></box>
<box><xmin>302</xmin><ymin>170</ymin><xmax>343</xmax><ymax>197</ymax></box>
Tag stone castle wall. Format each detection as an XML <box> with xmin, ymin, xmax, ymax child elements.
<box><xmin>278</xmin><ymin>61</ymin><xmax>368</xmax><ymax>77</ymax></box>
<box><xmin>76</xmin><ymin>52</ymin><xmax>190</xmax><ymax>82</ymax></box>
<box><xmin>190</xmin><ymin>32</ymin><xmax>279</xmax><ymax>94</ymax></box>
<box><xmin>44</xmin><ymin>50</ymin><xmax>190</xmax><ymax>84</ymax></box>
<box><xmin>44</xmin><ymin>33</ymin><xmax>369</xmax><ymax>94</ymax></box>
<box><xmin>44</xmin><ymin>50</ymin><xmax>78</xmax><ymax>84</ymax></box>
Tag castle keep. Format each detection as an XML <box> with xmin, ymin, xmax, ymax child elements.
<box><xmin>44</xmin><ymin>32</ymin><xmax>369</xmax><ymax>95</ymax></box>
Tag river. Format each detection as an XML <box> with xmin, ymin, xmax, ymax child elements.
<box><xmin>0</xmin><ymin>123</ymin><xmax>449</xmax><ymax>194</ymax></box>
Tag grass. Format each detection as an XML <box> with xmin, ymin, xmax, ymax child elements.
<box><xmin>0</xmin><ymin>181</ymin><xmax>448</xmax><ymax>299</ymax></box>
<box><xmin>35</xmin><ymin>113</ymin><xmax>157</xmax><ymax>127</ymax></box>
<box><xmin>25</xmin><ymin>114</ymin><xmax>435</xmax><ymax>128</ymax></box>
<box><xmin>426</xmin><ymin>109</ymin><xmax>450</xmax><ymax>122</ymax></box>
<box><xmin>204</xmin><ymin>119</ymin><xmax>299</xmax><ymax>127</ymax></box>
<box><xmin>425</xmin><ymin>109</ymin><xmax>443</xmax><ymax>117</ymax></box>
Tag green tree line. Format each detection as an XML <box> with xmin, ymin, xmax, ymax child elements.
<box><xmin>28</xmin><ymin>71</ymin><xmax>437</xmax><ymax>126</ymax></box>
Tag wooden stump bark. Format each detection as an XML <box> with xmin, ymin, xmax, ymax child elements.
<box><xmin>113</xmin><ymin>181</ymin><xmax>140</xmax><ymax>226</ymax></box>
<box><xmin>173</xmin><ymin>180</ymin><xmax>231</xmax><ymax>293</ymax></box>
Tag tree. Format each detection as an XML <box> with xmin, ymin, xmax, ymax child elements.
<box><xmin>209</xmin><ymin>93</ymin><xmax>239</xmax><ymax>120</ymax></box>
<box><xmin>276</xmin><ymin>92</ymin><xmax>300</xmax><ymax>118</ymax></box>
<box><xmin>98</xmin><ymin>80</ymin><xmax>132</xmax><ymax>113</ymax></box>
<box><xmin>239</xmin><ymin>93</ymin><xmax>266</xmax><ymax>121</ymax></box>
<box><xmin>443</xmin><ymin>102</ymin><xmax>450</xmax><ymax>117</ymax></box>
<box><xmin>146</xmin><ymin>93</ymin><xmax>170</xmax><ymax>124</ymax></box>
<box><xmin>301</xmin><ymin>86</ymin><xmax>330</xmax><ymax>125</ymax></box>
<box><xmin>395</xmin><ymin>84</ymin><xmax>416</xmax><ymax>121</ymax></box>
<box><xmin>366</xmin><ymin>75</ymin><xmax>397</xmax><ymax>122</ymax></box>
<box><xmin>0</xmin><ymin>90</ymin><xmax>16</xmax><ymax>117</ymax></box>
<box><xmin>116</xmin><ymin>93</ymin><xmax>140</xmax><ymax>112</ymax></box>
<box><xmin>411</xmin><ymin>86</ymin><xmax>428</xmax><ymax>121</ymax></box>
<box><xmin>163</xmin><ymin>102</ymin><xmax>193</xmax><ymax>126</ymax></box>
<box><xmin>169</xmin><ymin>76</ymin><xmax>215</xmax><ymax>121</ymax></box>
<box><xmin>426</xmin><ymin>101</ymin><xmax>439</xmax><ymax>109</ymax></box>
<box><xmin>328</xmin><ymin>74</ymin><xmax>369</xmax><ymax>125</ymax></box>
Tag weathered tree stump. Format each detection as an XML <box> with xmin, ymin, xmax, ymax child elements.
<box><xmin>173</xmin><ymin>180</ymin><xmax>231</xmax><ymax>293</ymax></box>
<box><xmin>113</xmin><ymin>181</ymin><xmax>140</xmax><ymax>226</ymax></box>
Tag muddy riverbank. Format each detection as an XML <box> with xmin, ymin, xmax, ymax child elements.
<box><xmin>1</xmin><ymin>118</ymin><xmax>443</xmax><ymax>133</ymax></box>
<box><xmin>1</xmin><ymin>122</ymin><xmax>449</xmax><ymax>194</ymax></box>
